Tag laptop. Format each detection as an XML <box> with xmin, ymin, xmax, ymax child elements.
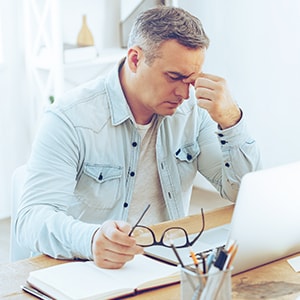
<box><xmin>144</xmin><ymin>161</ymin><xmax>300</xmax><ymax>275</ymax></box>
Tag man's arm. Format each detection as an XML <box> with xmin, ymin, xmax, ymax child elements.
<box><xmin>16</xmin><ymin>109</ymin><xmax>143</xmax><ymax>266</ymax></box>
<box><xmin>192</xmin><ymin>73</ymin><xmax>262</xmax><ymax>200</ymax></box>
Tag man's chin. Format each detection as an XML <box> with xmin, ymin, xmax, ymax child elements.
<box><xmin>158</xmin><ymin>101</ymin><xmax>182</xmax><ymax>116</ymax></box>
<box><xmin>159</xmin><ymin>107</ymin><xmax>178</xmax><ymax>116</ymax></box>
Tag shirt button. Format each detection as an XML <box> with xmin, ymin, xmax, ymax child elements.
<box><xmin>98</xmin><ymin>173</ymin><xmax>103</xmax><ymax>180</ymax></box>
<box><xmin>218</xmin><ymin>133</ymin><xmax>224</xmax><ymax>137</ymax></box>
<box><xmin>130</xmin><ymin>171</ymin><xmax>135</xmax><ymax>177</ymax></box>
<box><xmin>132</xmin><ymin>142</ymin><xmax>137</xmax><ymax>147</ymax></box>
<box><xmin>123</xmin><ymin>202</ymin><xmax>128</xmax><ymax>208</ymax></box>
<box><xmin>186</xmin><ymin>154</ymin><xmax>192</xmax><ymax>161</ymax></box>
<box><xmin>220</xmin><ymin>140</ymin><xmax>228</xmax><ymax>145</ymax></box>
<box><xmin>225</xmin><ymin>162</ymin><xmax>230</xmax><ymax>167</ymax></box>
<box><xmin>175</xmin><ymin>149</ymin><xmax>181</xmax><ymax>155</ymax></box>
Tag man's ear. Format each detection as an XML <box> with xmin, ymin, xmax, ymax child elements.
<box><xmin>127</xmin><ymin>47</ymin><xmax>142</xmax><ymax>72</ymax></box>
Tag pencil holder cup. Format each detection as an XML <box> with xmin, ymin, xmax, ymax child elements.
<box><xmin>180</xmin><ymin>266</ymin><xmax>232</xmax><ymax>300</ymax></box>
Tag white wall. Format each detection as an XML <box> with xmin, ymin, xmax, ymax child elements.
<box><xmin>180</xmin><ymin>0</ymin><xmax>300</xmax><ymax>169</ymax></box>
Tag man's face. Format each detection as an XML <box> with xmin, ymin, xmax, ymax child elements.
<box><xmin>133</xmin><ymin>40</ymin><xmax>206</xmax><ymax>120</ymax></box>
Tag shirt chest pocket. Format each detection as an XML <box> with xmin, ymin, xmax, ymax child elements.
<box><xmin>175</xmin><ymin>142</ymin><xmax>200</xmax><ymax>189</ymax></box>
<box><xmin>75</xmin><ymin>164</ymin><xmax>123</xmax><ymax>209</ymax></box>
<box><xmin>175</xmin><ymin>142</ymin><xmax>200</xmax><ymax>163</ymax></box>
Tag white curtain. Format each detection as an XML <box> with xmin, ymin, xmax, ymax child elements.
<box><xmin>0</xmin><ymin>0</ymin><xmax>122</xmax><ymax>219</ymax></box>
<box><xmin>0</xmin><ymin>0</ymin><xmax>33</xmax><ymax>219</ymax></box>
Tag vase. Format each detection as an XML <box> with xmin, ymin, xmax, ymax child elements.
<box><xmin>77</xmin><ymin>15</ymin><xmax>94</xmax><ymax>47</ymax></box>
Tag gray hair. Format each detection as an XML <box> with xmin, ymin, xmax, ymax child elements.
<box><xmin>127</xmin><ymin>6</ymin><xmax>210</xmax><ymax>64</ymax></box>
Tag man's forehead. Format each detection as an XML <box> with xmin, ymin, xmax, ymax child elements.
<box><xmin>149</xmin><ymin>42</ymin><xmax>205</xmax><ymax>78</ymax></box>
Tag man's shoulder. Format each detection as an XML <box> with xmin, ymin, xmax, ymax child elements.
<box><xmin>58</xmin><ymin>77</ymin><xmax>106</xmax><ymax>108</ymax></box>
<box><xmin>50</xmin><ymin>77</ymin><xmax>110</xmax><ymax>130</ymax></box>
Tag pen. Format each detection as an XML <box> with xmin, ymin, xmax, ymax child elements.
<box><xmin>200</xmin><ymin>243</ymin><xmax>238</xmax><ymax>300</ymax></box>
<box><xmin>212</xmin><ymin>244</ymin><xmax>238</xmax><ymax>300</ymax></box>
<box><xmin>206</xmin><ymin>250</ymin><xmax>215</xmax><ymax>273</ymax></box>
<box><xmin>171</xmin><ymin>243</ymin><xmax>197</xmax><ymax>291</ymax></box>
<box><xmin>199</xmin><ymin>252</ymin><xmax>207</xmax><ymax>274</ymax></box>
<box><xmin>21</xmin><ymin>285</ymin><xmax>53</xmax><ymax>300</ymax></box>
<box><xmin>199</xmin><ymin>250</ymin><xmax>228</xmax><ymax>300</ymax></box>
<box><xmin>171</xmin><ymin>243</ymin><xmax>195</xmax><ymax>289</ymax></box>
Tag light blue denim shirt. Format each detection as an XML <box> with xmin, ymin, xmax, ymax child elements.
<box><xmin>16</xmin><ymin>62</ymin><xmax>262</xmax><ymax>261</ymax></box>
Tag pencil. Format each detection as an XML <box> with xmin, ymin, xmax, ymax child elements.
<box><xmin>226</xmin><ymin>244</ymin><xmax>239</xmax><ymax>269</ymax></box>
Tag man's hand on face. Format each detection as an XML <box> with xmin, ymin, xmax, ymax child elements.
<box><xmin>92</xmin><ymin>220</ymin><xmax>144</xmax><ymax>269</ymax></box>
<box><xmin>184</xmin><ymin>72</ymin><xmax>241</xmax><ymax>129</ymax></box>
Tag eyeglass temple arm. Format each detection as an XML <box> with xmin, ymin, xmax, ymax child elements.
<box><xmin>128</xmin><ymin>204</ymin><xmax>151</xmax><ymax>236</ymax></box>
<box><xmin>190</xmin><ymin>208</ymin><xmax>205</xmax><ymax>246</ymax></box>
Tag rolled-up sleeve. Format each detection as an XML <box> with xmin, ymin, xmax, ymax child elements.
<box><xmin>15</xmin><ymin>110</ymin><xmax>100</xmax><ymax>260</ymax></box>
<box><xmin>197</xmin><ymin>112</ymin><xmax>262</xmax><ymax>202</ymax></box>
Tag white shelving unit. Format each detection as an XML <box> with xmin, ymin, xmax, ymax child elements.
<box><xmin>23</xmin><ymin>0</ymin><xmax>63</xmax><ymax>109</ymax></box>
<box><xmin>23</xmin><ymin>0</ymin><xmax>126</xmax><ymax>110</ymax></box>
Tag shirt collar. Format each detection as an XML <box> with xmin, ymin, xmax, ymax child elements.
<box><xmin>105</xmin><ymin>58</ymin><xmax>134</xmax><ymax>126</ymax></box>
<box><xmin>105</xmin><ymin>58</ymin><xmax>166</xmax><ymax>127</ymax></box>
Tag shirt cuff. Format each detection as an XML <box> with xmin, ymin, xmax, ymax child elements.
<box><xmin>215</xmin><ymin>111</ymin><xmax>253</xmax><ymax>148</ymax></box>
<box><xmin>73</xmin><ymin>222</ymin><xmax>101</xmax><ymax>260</ymax></box>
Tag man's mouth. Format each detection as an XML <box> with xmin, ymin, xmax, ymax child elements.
<box><xmin>166</xmin><ymin>99</ymin><xmax>183</xmax><ymax>106</ymax></box>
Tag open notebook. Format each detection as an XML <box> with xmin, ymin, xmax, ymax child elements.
<box><xmin>25</xmin><ymin>254</ymin><xmax>179</xmax><ymax>300</ymax></box>
<box><xmin>145</xmin><ymin>161</ymin><xmax>300</xmax><ymax>275</ymax></box>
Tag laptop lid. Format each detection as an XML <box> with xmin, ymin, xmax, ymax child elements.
<box><xmin>229</xmin><ymin>161</ymin><xmax>300</xmax><ymax>274</ymax></box>
<box><xmin>144</xmin><ymin>161</ymin><xmax>300</xmax><ymax>274</ymax></box>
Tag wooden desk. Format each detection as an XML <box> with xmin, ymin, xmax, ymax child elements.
<box><xmin>1</xmin><ymin>205</ymin><xmax>300</xmax><ymax>299</ymax></box>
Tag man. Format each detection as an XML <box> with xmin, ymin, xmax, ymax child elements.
<box><xmin>16</xmin><ymin>6</ymin><xmax>261</xmax><ymax>269</ymax></box>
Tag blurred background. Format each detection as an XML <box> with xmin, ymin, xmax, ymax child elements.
<box><xmin>1</xmin><ymin>0</ymin><xmax>300</xmax><ymax>219</ymax></box>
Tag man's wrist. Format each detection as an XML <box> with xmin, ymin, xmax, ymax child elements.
<box><xmin>218</xmin><ymin>107</ymin><xmax>242</xmax><ymax>130</ymax></box>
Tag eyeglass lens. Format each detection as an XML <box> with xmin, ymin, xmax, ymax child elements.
<box><xmin>131</xmin><ymin>226</ymin><xmax>190</xmax><ymax>247</ymax></box>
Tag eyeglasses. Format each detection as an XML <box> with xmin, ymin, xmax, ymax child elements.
<box><xmin>129</xmin><ymin>204</ymin><xmax>205</xmax><ymax>249</ymax></box>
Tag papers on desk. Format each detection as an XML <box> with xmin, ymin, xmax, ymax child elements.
<box><xmin>25</xmin><ymin>254</ymin><xmax>179</xmax><ymax>300</ymax></box>
<box><xmin>287</xmin><ymin>255</ymin><xmax>300</xmax><ymax>272</ymax></box>
<box><xmin>144</xmin><ymin>224</ymin><xmax>231</xmax><ymax>266</ymax></box>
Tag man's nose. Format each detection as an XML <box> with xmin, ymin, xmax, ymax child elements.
<box><xmin>175</xmin><ymin>82</ymin><xmax>190</xmax><ymax>100</ymax></box>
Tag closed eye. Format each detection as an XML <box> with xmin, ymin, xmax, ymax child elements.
<box><xmin>169</xmin><ymin>76</ymin><xmax>182</xmax><ymax>81</ymax></box>
<box><xmin>166</xmin><ymin>72</ymin><xmax>189</xmax><ymax>82</ymax></box>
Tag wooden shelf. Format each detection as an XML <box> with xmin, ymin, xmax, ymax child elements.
<box><xmin>34</xmin><ymin>47</ymin><xmax>126</xmax><ymax>70</ymax></box>
<box><xmin>63</xmin><ymin>48</ymin><xmax>126</xmax><ymax>69</ymax></box>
